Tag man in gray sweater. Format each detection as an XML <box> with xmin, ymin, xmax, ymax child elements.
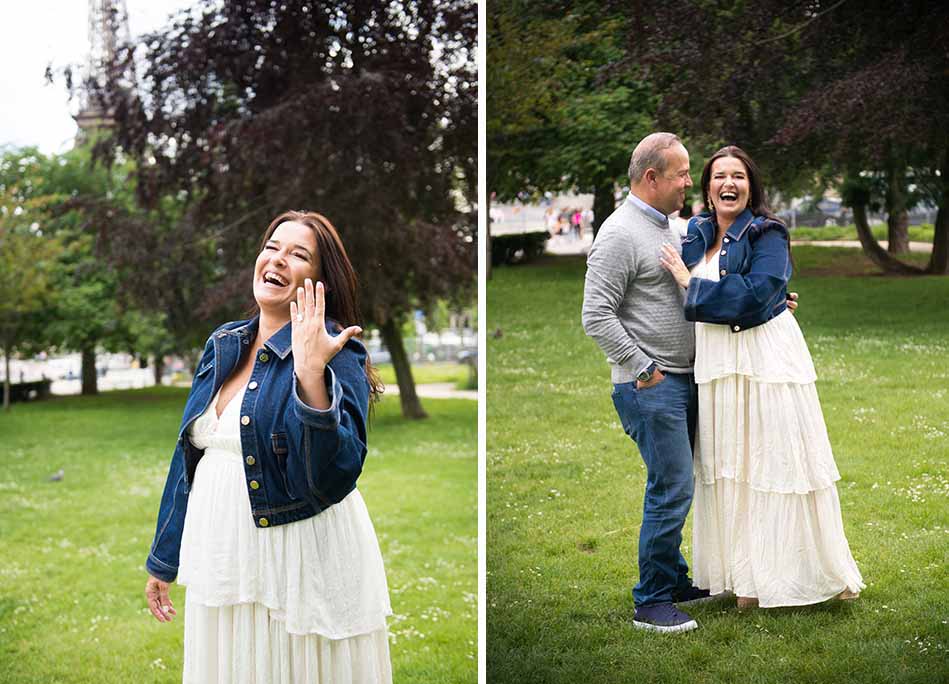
<box><xmin>581</xmin><ymin>132</ymin><xmax>709</xmax><ymax>633</ymax></box>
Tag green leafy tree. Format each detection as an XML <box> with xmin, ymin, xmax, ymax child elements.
<box><xmin>0</xmin><ymin>147</ymin><xmax>190</xmax><ymax>394</ymax></box>
<box><xmin>0</xmin><ymin>147</ymin><xmax>134</xmax><ymax>394</ymax></box>
<box><xmin>627</xmin><ymin>0</ymin><xmax>949</xmax><ymax>275</ymax></box>
<box><xmin>488</xmin><ymin>1</ymin><xmax>655</xmax><ymax>240</ymax></box>
<box><xmin>0</xmin><ymin>192</ymin><xmax>61</xmax><ymax>410</ymax></box>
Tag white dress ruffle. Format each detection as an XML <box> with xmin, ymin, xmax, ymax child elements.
<box><xmin>177</xmin><ymin>383</ymin><xmax>392</xmax><ymax>682</ymax></box>
<box><xmin>690</xmin><ymin>256</ymin><xmax>864</xmax><ymax>607</ymax></box>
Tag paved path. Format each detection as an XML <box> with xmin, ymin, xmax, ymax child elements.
<box><xmin>384</xmin><ymin>382</ymin><xmax>477</xmax><ymax>401</ymax></box>
<box><xmin>168</xmin><ymin>379</ymin><xmax>477</xmax><ymax>401</ymax></box>
<box><xmin>542</xmin><ymin>235</ymin><xmax>932</xmax><ymax>257</ymax></box>
<box><xmin>791</xmin><ymin>240</ymin><xmax>931</xmax><ymax>253</ymax></box>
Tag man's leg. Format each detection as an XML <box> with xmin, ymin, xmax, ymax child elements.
<box><xmin>673</xmin><ymin>374</ymin><xmax>699</xmax><ymax>592</ymax></box>
<box><xmin>613</xmin><ymin>374</ymin><xmax>695</xmax><ymax>607</ymax></box>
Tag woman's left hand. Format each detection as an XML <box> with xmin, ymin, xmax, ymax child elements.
<box><xmin>659</xmin><ymin>243</ymin><xmax>691</xmax><ymax>288</ymax></box>
<box><xmin>290</xmin><ymin>278</ymin><xmax>362</xmax><ymax>378</ymax></box>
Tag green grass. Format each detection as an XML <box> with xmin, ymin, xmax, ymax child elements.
<box><xmin>790</xmin><ymin>223</ymin><xmax>935</xmax><ymax>243</ymax></box>
<box><xmin>487</xmin><ymin>247</ymin><xmax>949</xmax><ymax>684</ymax></box>
<box><xmin>377</xmin><ymin>362</ymin><xmax>467</xmax><ymax>386</ymax></box>
<box><xmin>0</xmin><ymin>390</ymin><xmax>476</xmax><ymax>683</ymax></box>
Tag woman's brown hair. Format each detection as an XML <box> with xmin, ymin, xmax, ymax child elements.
<box><xmin>700</xmin><ymin>145</ymin><xmax>781</xmax><ymax>223</ymax></box>
<box><xmin>259</xmin><ymin>210</ymin><xmax>383</xmax><ymax>401</ymax></box>
<box><xmin>700</xmin><ymin>146</ymin><xmax>791</xmax><ymax>262</ymax></box>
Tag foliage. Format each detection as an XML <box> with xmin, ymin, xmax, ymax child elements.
<box><xmin>487</xmin><ymin>1</ymin><xmax>655</xmax><ymax>228</ymax></box>
<box><xmin>0</xmin><ymin>147</ymin><xmax>176</xmax><ymax>363</ymax></box>
<box><xmin>490</xmin><ymin>1</ymin><xmax>949</xmax><ymax>270</ymax></box>
<box><xmin>626</xmin><ymin>0</ymin><xmax>949</xmax><ymax>272</ymax></box>
<box><xmin>0</xmin><ymin>391</ymin><xmax>476</xmax><ymax>683</ymax></box>
<box><xmin>486</xmin><ymin>250</ymin><xmax>949</xmax><ymax>683</ymax></box>
<box><xmin>0</xmin><ymin>191</ymin><xmax>61</xmax><ymax>375</ymax></box>
<box><xmin>75</xmin><ymin>0</ymin><xmax>477</xmax><ymax>329</ymax></box>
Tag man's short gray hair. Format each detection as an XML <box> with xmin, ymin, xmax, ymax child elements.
<box><xmin>628</xmin><ymin>132</ymin><xmax>683</xmax><ymax>184</ymax></box>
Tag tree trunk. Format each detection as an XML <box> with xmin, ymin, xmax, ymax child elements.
<box><xmin>887</xmin><ymin>210</ymin><xmax>910</xmax><ymax>254</ymax></box>
<box><xmin>2</xmin><ymin>345</ymin><xmax>9</xmax><ymax>412</ymax></box>
<box><xmin>885</xmin><ymin>159</ymin><xmax>910</xmax><ymax>254</ymax></box>
<box><xmin>81</xmin><ymin>346</ymin><xmax>98</xmax><ymax>395</ymax></box>
<box><xmin>486</xmin><ymin>193</ymin><xmax>493</xmax><ymax>281</ymax></box>
<box><xmin>853</xmin><ymin>202</ymin><xmax>925</xmax><ymax>275</ymax></box>
<box><xmin>378</xmin><ymin>317</ymin><xmax>428</xmax><ymax>420</ymax></box>
<box><xmin>592</xmin><ymin>180</ymin><xmax>616</xmax><ymax>240</ymax></box>
<box><xmin>153</xmin><ymin>355</ymin><xmax>165</xmax><ymax>386</ymax></box>
<box><xmin>928</xmin><ymin>147</ymin><xmax>949</xmax><ymax>275</ymax></box>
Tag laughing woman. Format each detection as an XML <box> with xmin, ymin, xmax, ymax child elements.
<box><xmin>144</xmin><ymin>211</ymin><xmax>392</xmax><ymax>682</ymax></box>
<box><xmin>659</xmin><ymin>147</ymin><xmax>864</xmax><ymax>609</ymax></box>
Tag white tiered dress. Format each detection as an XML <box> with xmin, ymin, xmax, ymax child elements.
<box><xmin>689</xmin><ymin>256</ymin><xmax>865</xmax><ymax>607</ymax></box>
<box><xmin>177</xmin><ymin>383</ymin><xmax>393</xmax><ymax>683</ymax></box>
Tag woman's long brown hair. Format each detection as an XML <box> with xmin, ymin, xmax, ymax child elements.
<box><xmin>700</xmin><ymin>145</ymin><xmax>792</xmax><ymax>262</ymax></box>
<box><xmin>259</xmin><ymin>210</ymin><xmax>383</xmax><ymax>402</ymax></box>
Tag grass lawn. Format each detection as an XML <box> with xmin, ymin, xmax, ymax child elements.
<box><xmin>487</xmin><ymin>246</ymin><xmax>949</xmax><ymax>684</ymax></box>
<box><xmin>376</xmin><ymin>362</ymin><xmax>469</xmax><ymax>387</ymax></box>
<box><xmin>0</xmin><ymin>390</ymin><xmax>476</xmax><ymax>683</ymax></box>
<box><xmin>790</xmin><ymin>223</ymin><xmax>935</xmax><ymax>243</ymax></box>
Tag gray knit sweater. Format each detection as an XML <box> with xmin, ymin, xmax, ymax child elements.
<box><xmin>581</xmin><ymin>195</ymin><xmax>695</xmax><ymax>382</ymax></box>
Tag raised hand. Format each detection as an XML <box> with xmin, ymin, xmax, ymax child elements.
<box><xmin>289</xmin><ymin>278</ymin><xmax>362</xmax><ymax>379</ymax></box>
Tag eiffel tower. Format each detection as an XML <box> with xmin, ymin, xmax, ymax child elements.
<box><xmin>74</xmin><ymin>0</ymin><xmax>130</xmax><ymax>143</ymax></box>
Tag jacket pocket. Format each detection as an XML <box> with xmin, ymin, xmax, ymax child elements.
<box><xmin>270</xmin><ymin>432</ymin><xmax>298</xmax><ymax>500</ymax></box>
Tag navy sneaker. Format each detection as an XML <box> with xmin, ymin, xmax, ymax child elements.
<box><xmin>633</xmin><ymin>603</ymin><xmax>698</xmax><ymax>633</ymax></box>
<box><xmin>672</xmin><ymin>585</ymin><xmax>713</xmax><ymax>605</ymax></box>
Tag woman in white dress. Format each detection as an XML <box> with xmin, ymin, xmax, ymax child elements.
<box><xmin>659</xmin><ymin>146</ymin><xmax>864</xmax><ymax>609</ymax></box>
<box><xmin>144</xmin><ymin>210</ymin><xmax>392</xmax><ymax>682</ymax></box>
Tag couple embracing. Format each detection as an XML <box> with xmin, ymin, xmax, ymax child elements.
<box><xmin>582</xmin><ymin>133</ymin><xmax>864</xmax><ymax>633</ymax></box>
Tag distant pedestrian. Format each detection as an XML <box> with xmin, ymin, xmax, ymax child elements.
<box><xmin>545</xmin><ymin>207</ymin><xmax>560</xmax><ymax>236</ymax></box>
<box><xmin>582</xmin><ymin>208</ymin><xmax>595</xmax><ymax>236</ymax></box>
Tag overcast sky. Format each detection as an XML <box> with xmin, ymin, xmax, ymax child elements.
<box><xmin>0</xmin><ymin>0</ymin><xmax>196</xmax><ymax>154</ymax></box>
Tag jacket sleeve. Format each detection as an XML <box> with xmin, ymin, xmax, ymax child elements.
<box><xmin>283</xmin><ymin>337</ymin><xmax>370</xmax><ymax>509</ymax></box>
<box><xmin>684</xmin><ymin>223</ymin><xmax>790</xmax><ymax>324</ymax></box>
<box><xmin>581</xmin><ymin>226</ymin><xmax>653</xmax><ymax>373</ymax></box>
<box><xmin>144</xmin><ymin>335</ymin><xmax>217</xmax><ymax>582</ymax></box>
<box><xmin>145</xmin><ymin>444</ymin><xmax>188</xmax><ymax>582</ymax></box>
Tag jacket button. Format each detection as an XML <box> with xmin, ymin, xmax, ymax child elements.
<box><xmin>249</xmin><ymin>480</ymin><xmax>260</xmax><ymax>490</ymax></box>
<box><xmin>245</xmin><ymin>455</ymin><xmax>256</xmax><ymax>466</ymax></box>
<box><xmin>259</xmin><ymin>517</ymin><xmax>269</xmax><ymax>527</ymax></box>
<box><xmin>248</xmin><ymin>381</ymin><xmax>258</xmax><ymax>390</ymax></box>
<box><xmin>733</xmin><ymin>325</ymin><xmax>741</xmax><ymax>332</ymax></box>
<box><xmin>720</xmin><ymin>269</ymin><xmax>727</xmax><ymax>276</ymax></box>
<box><xmin>723</xmin><ymin>237</ymin><xmax>730</xmax><ymax>243</ymax></box>
<box><xmin>720</xmin><ymin>249</ymin><xmax>726</xmax><ymax>256</ymax></box>
<box><xmin>259</xmin><ymin>352</ymin><xmax>269</xmax><ymax>363</ymax></box>
<box><xmin>241</xmin><ymin>415</ymin><xmax>251</xmax><ymax>426</ymax></box>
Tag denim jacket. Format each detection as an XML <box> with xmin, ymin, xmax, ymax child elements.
<box><xmin>681</xmin><ymin>209</ymin><xmax>791</xmax><ymax>333</ymax></box>
<box><xmin>146</xmin><ymin>316</ymin><xmax>370</xmax><ymax>582</ymax></box>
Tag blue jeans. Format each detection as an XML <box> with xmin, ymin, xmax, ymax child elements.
<box><xmin>611</xmin><ymin>373</ymin><xmax>697</xmax><ymax>607</ymax></box>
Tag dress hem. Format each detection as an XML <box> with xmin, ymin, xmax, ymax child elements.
<box><xmin>178</xmin><ymin>584</ymin><xmax>393</xmax><ymax>639</ymax></box>
<box><xmin>697</xmin><ymin>582</ymin><xmax>866</xmax><ymax>609</ymax></box>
